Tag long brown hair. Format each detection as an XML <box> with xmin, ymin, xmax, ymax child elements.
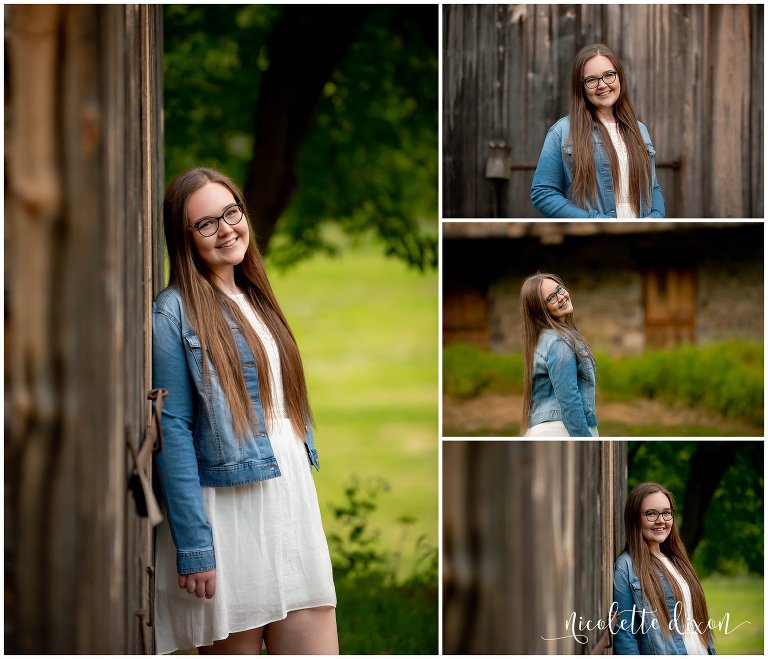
<box><xmin>623</xmin><ymin>482</ymin><xmax>713</xmax><ymax>645</ymax></box>
<box><xmin>519</xmin><ymin>273</ymin><xmax>594</xmax><ymax>434</ymax></box>
<box><xmin>163</xmin><ymin>167</ymin><xmax>313</xmax><ymax>438</ymax></box>
<box><xmin>566</xmin><ymin>43</ymin><xmax>652</xmax><ymax>216</ymax></box>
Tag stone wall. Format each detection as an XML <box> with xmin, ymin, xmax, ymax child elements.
<box><xmin>697</xmin><ymin>248</ymin><xmax>764</xmax><ymax>343</ymax></box>
<box><xmin>444</xmin><ymin>223</ymin><xmax>764</xmax><ymax>356</ymax></box>
<box><xmin>488</xmin><ymin>240</ymin><xmax>646</xmax><ymax>354</ymax></box>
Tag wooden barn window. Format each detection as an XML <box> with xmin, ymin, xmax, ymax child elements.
<box><xmin>443</xmin><ymin>284</ymin><xmax>488</xmax><ymax>347</ymax></box>
<box><xmin>643</xmin><ymin>266</ymin><xmax>696</xmax><ymax>348</ymax></box>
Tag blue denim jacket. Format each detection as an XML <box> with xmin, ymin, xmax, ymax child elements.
<box><xmin>528</xmin><ymin>329</ymin><xmax>597</xmax><ymax>437</ymax></box>
<box><xmin>613</xmin><ymin>552</ymin><xmax>716</xmax><ymax>655</ymax></box>
<box><xmin>152</xmin><ymin>286</ymin><xmax>320</xmax><ymax>574</ymax></box>
<box><xmin>531</xmin><ymin>116</ymin><xmax>665</xmax><ymax>218</ymax></box>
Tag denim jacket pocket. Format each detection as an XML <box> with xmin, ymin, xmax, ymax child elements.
<box><xmin>183</xmin><ymin>331</ymin><xmax>205</xmax><ymax>375</ymax></box>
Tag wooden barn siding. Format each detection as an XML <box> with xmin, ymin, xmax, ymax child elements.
<box><xmin>443</xmin><ymin>4</ymin><xmax>763</xmax><ymax>218</ymax></box>
<box><xmin>443</xmin><ymin>441</ymin><xmax>627</xmax><ymax>654</ymax></box>
<box><xmin>5</xmin><ymin>5</ymin><xmax>163</xmax><ymax>653</ymax></box>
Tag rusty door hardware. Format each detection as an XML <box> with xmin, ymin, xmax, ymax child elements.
<box><xmin>127</xmin><ymin>388</ymin><xmax>168</xmax><ymax>525</ymax></box>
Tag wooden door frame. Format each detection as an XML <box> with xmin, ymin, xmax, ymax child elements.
<box><xmin>5</xmin><ymin>5</ymin><xmax>163</xmax><ymax>653</ymax></box>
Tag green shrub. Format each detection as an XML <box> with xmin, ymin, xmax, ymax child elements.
<box><xmin>443</xmin><ymin>343</ymin><xmax>524</xmax><ymax>398</ymax></box>
<box><xmin>328</xmin><ymin>477</ymin><xmax>437</xmax><ymax>654</ymax></box>
<box><xmin>444</xmin><ymin>340</ymin><xmax>763</xmax><ymax>425</ymax></box>
<box><xmin>598</xmin><ymin>341</ymin><xmax>763</xmax><ymax>424</ymax></box>
<box><xmin>334</xmin><ymin>569</ymin><xmax>437</xmax><ymax>654</ymax></box>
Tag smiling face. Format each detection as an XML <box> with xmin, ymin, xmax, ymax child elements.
<box><xmin>640</xmin><ymin>490</ymin><xmax>674</xmax><ymax>554</ymax></box>
<box><xmin>186</xmin><ymin>181</ymin><xmax>249</xmax><ymax>283</ymax></box>
<box><xmin>540</xmin><ymin>277</ymin><xmax>573</xmax><ymax>322</ymax></box>
<box><xmin>582</xmin><ymin>54</ymin><xmax>621</xmax><ymax>120</ymax></box>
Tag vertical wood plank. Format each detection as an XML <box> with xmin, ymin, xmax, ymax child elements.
<box><xmin>6</xmin><ymin>6</ymin><xmax>65</xmax><ymax>651</ymax></box>
<box><xmin>5</xmin><ymin>4</ymin><xmax>163</xmax><ymax>653</ymax></box>
<box><xmin>443</xmin><ymin>441</ymin><xmax>628</xmax><ymax>654</ymax></box>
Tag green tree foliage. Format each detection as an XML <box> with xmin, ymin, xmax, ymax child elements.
<box><xmin>164</xmin><ymin>5</ymin><xmax>437</xmax><ymax>270</ymax></box>
<box><xmin>628</xmin><ymin>442</ymin><xmax>763</xmax><ymax>576</ymax></box>
<box><xmin>693</xmin><ymin>444</ymin><xmax>764</xmax><ymax>576</ymax></box>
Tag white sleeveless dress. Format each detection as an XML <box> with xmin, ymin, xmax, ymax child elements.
<box><xmin>154</xmin><ymin>294</ymin><xmax>336</xmax><ymax>654</ymax></box>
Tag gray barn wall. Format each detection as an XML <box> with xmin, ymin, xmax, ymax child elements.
<box><xmin>443</xmin><ymin>4</ymin><xmax>764</xmax><ymax>218</ymax></box>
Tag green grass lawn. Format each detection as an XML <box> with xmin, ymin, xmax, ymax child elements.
<box><xmin>702</xmin><ymin>574</ymin><xmax>763</xmax><ymax>654</ymax></box>
<box><xmin>268</xmin><ymin>239</ymin><xmax>438</xmax><ymax>577</ymax></box>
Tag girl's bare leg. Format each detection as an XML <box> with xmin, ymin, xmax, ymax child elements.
<box><xmin>197</xmin><ymin>625</ymin><xmax>265</xmax><ymax>655</ymax></box>
<box><xmin>263</xmin><ymin>606</ymin><xmax>338</xmax><ymax>655</ymax></box>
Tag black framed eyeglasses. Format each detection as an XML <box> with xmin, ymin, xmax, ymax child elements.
<box><xmin>583</xmin><ymin>70</ymin><xmax>617</xmax><ymax>89</ymax></box>
<box><xmin>643</xmin><ymin>509</ymin><xmax>674</xmax><ymax>522</ymax></box>
<box><xmin>189</xmin><ymin>203</ymin><xmax>244</xmax><ymax>237</ymax></box>
<box><xmin>545</xmin><ymin>284</ymin><xmax>567</xmax><ymax>304</ymax></box>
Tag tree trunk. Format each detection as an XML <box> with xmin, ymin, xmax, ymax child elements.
<box><xmin>680</xmin><ymin>442</ymin><xmax>745</xmax><ymax>555</ymax></box>
<box><xmin>243</xmin><ymin>6</ymin><xmax>372</xmax><ymax>250</ymax></box>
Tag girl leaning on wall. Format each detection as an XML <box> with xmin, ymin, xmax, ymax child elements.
<box><xmin>614</xmin><ymin>482</ymin><xmax>716</xmax><ymax>655</ymax></box>
<box><xmin>152</xmin><ymin>167</ymin><xmax>338</xmax><ymax>654</ymax></box>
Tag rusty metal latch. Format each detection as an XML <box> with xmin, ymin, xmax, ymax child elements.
<box><xmin>127</xmin><ymin>387</ymin><xmax>168</xmax><ymax>527</ymax></box>
<box><xmin>485</xmin><ymin>140</ymin><xmax>511</xmax><ymax>180</ymax></box>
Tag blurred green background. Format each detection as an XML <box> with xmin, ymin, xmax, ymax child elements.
<box><xmin>164</xmin><ymin>5</ymin><xmax>438</xmax><ymax>653</ymax></box>
<box><xmin>269</xmin><ymin>237</ymin><xmax>437</xmax><ymax>573</ymax></box>
<box><xmin>164</xmin><ymin>4</ymin><xmax>437</xmax><ymax>271</ymax></box>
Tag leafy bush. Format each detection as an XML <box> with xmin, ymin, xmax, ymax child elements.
<box><xmin>443</xmin><ymin>340</ymin><xmax>763</xmax><ymax>425</ymax></box>
<box><xmin>442</xmin><ymin>343</ymin><xmax>524</xmax><ymax>398</ymax></box>
<box><xmin>328</xmin><ymin>477</ymin><xmax>437</xmax><ymax>654</ymax></box>
<box><xmin>597</xmin><ymin>341</ymin><xmax>763</xmax><ymax>425</ymax></box>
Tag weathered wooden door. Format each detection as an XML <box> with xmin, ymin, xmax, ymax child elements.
<box><xmin>643</xmin><ymin>267</ymin><xmax>697</xmax><ymax>348</ymax></box>
<box><xmin>443</xmin><ymin>284</ymin><xmax>489</xmax><ymax>347</ymax></box>
<box><xmin>5</xmin><ymin>5</ymin><xmax>163</xmax><ymax>653</ymax></box>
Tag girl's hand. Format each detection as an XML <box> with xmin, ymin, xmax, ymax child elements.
<box><xmin>178</xmin><ymin>569</ymin><xmax>216</xmax><ymax>599</ymax></box>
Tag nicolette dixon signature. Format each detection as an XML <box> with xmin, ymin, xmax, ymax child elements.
<box><xmin>541</xmin><ymin>602</ymin><xmax>750</xmax><ymax>644</ymax></box>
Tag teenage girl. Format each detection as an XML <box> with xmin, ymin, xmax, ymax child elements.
<box><xmin>520</xmin><ymin>273</ymin><xmax>598</xmax><ymax>437</ymax></box>
<box><xmin>531</xmin><ymin>43</ymin><xmax>665</xmax><ymax>218</ymax></box>
<box><xmin>614</xmin><ymin>482</ymin><xmax>715</xmax><ymax>654</ymax></box>
<box><xmin>152</xmin><ymin>167</ymin><xmax>338</xmax><ymax>654</ymax></box>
